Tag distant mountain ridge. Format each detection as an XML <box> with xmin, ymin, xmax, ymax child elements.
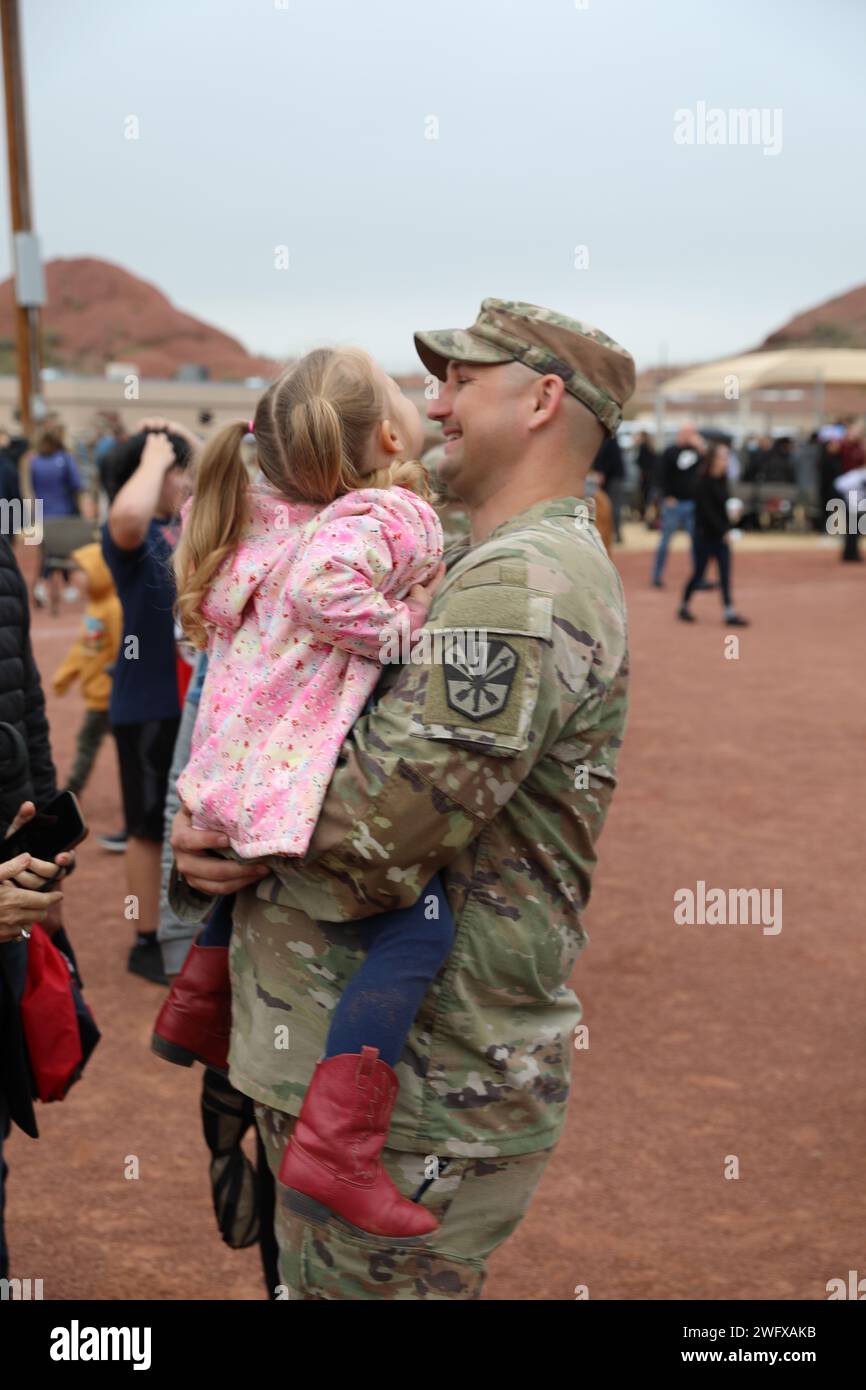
<box><xmin>757</xmin><ymin>282</ymin><xmax>866</xmax><ymax>351</ymax></box>
<box><xmin>630</xmin><ymin>282</ymin><xmax>866</xmax><ymax>407</ymax></box>
<box><xmin>1</xmin><ymin>256</ymin><xmax>864</xmax><ymax>385</ymax></box>
<box><xmin>0</xmin><ymin>256</ymin><xmax>280</xmax><ymax>382</ymax></box>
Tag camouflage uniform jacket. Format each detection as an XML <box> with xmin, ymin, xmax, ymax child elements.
<box><xmin>171</xmin><ymin>495</ymin><xmax>629</xmax><ymax>1159</ymax></box>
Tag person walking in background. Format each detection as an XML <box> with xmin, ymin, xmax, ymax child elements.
<box><xmin>651</xmin><ymin>423</ymin><xmax>705</xmax><ymax>587</ymax></box>
<box><xmin>678</xmin><ymin>442</ymin><xmax>749</xmax><ymax>626</ymax></box>
<box><xmin>594</xmin><ymin>431</ymin><xmax>626</xmax><ymax>542</ymax></box>
<box><xmin>101</xmin><ymin>419</ymin><xmax>196</xmax><ymax>984</ymax></box>
<box><xmin>633</xmin><ymin>429</ymin><xmax>657</xmax><ymax>522</ymax></box>
<box><xmin>52</xmin><ymin>543</ymin><xmax>122</xmax><ymax>798</ymax></box>
<box><xmin>794</xmin><ymin>431</ymin><xmax>821</xmax><ymax>529</ymax></box>
<box><xmin>29</xmin><ymin>428</ymin><xmax>84</xmax><ymax>614</ymax></box>
<box><xmin>833</xmin><ymin>420</ymin><xmax>866</xmax><ymax>563</ymax></box>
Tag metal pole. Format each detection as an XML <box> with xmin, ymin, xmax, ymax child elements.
<box><xmin>813</xmin><ymin>369</ymin><xmax>825</xmax><ymax>430</ymax></box>
<box><xmin>1</xmin><ymin>0</ymin><xmax>42</xmax><ymax>445</ymax></box>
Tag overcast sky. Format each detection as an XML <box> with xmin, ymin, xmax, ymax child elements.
<box><xmin>1</xmin><ymin>0</ymin><xmax>864</xmax><ymax>373</ymax></box>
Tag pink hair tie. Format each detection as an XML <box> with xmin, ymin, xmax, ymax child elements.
<box><xmin>247</xmin><ymin>419</ymin><xmax>254</xmax><ymax>433</ymax></box>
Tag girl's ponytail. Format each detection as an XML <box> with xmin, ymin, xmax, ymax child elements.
<box><xmin>174</xmin><ymin>420</ymin><xmax>250</xmax><ymax>648</ymax></box>
<box><xmin>288</xmin><ymin>396</ymin><xmax>345</xmax><ymax>504</ymax></box>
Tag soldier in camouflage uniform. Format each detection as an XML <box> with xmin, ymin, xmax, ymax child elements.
<box><xmin>171</xmin><ymin>299</ymin><xmax>635</xmax><ymax>1299</ymax></box>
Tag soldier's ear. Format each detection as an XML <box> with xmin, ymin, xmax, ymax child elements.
<box><xmin>527</xmin><ymin>375</ymin><xmax>566</xmax><ymax>432</ymax></box>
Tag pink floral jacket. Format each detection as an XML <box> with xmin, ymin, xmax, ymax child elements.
<box><xmin>177</xmin><ymin>473</ymin><xmax>443</xmax><ymax>858</ymax></box>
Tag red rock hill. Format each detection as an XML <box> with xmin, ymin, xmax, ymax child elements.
<box><xmin>0</xmin><ymin>256</ymin><xmax>280</xmax><ymax>381</ymax></box>
<box><xmin>758</xmin><ymin>282</ymin><xmax>866</xmax><ymax>350</ymax></box>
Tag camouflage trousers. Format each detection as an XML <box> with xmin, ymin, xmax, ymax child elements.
<box><xmin>255</xmin><ymin>1103</ymin><xmax>552</xmax><ymax>1300</ymax></box>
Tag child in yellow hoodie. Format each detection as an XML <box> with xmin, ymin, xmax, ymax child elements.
<box><xmin>53</xmin><ymin>543</ymin><xmax>122</xmax><ymax>797</ymax></box>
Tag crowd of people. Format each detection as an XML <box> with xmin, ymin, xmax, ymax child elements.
<box><xmin>0</xmin><ymin>301</ymin><xmax>861</xmax><ymax>1300</ymax></box>
<box><xmin>605</xmin><ymin>417</ymin><xmax>866</xmax><ymax>551</ymax></box>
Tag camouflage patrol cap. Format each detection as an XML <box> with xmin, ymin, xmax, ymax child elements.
<box><xmin>414</xmin><ymin>298</ymin><xmax>635</xmax><ymax>435</ymax></box>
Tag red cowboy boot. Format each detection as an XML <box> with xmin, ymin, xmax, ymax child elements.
<box><xmin>278</xmin><ymin>1046</ymin><xmax>438</xmax><ymax>1240</ymax></box>
<box><xmin>151</xmin><ymin>943</ymin><xmax>231</xmax><ymax>1072</ymax></box>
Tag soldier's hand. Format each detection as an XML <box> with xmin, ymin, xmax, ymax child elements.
<box><xmin>172</xmin><ymin>806</ymin><xmax>269</xmax><ymax>897</ymax></box>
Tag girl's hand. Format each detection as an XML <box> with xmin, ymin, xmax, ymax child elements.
<box><xmin>0</xmin><ymin>853</ymin><xmax>64</xmax><ymax>941</ymax></box>
<box><xmin>407</xmin><ymin>562</ymin><xmax>446</xmax><ymax>616</ymax></box>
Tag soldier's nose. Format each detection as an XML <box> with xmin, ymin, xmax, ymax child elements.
<box><xmin>427</xmin><ymin>383</ymin><xmax>452</xmax><ymax>420</ymax></box>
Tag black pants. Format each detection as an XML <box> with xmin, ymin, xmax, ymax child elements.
<box><xmin>113</xmin><ymin>718</ymin><xmax>181</xmax><ymax>842</ymax></box>
<box><xmin>67</xmin><ymin>708</ymin><xmax>112</xmax><ymax>796</ymax></box>
<box><xmin>683</xmin><ymin>535</ymin><xmax>733</xmax><ymax>608</ymax></box>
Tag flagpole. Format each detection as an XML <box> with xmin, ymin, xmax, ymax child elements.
<box><xmin>1</xmin><ymin>0</ymin><xmax>44</xmax><ymax>446</ymax></box>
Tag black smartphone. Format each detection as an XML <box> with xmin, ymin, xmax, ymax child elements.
<box><xmin>0</xmin><ymin>791</ymin><xmax>88</xmax><ymax>876</ymax></box>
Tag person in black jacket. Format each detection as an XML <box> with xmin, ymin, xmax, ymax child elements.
<box><xmin>0</xmin><ymin>433</ymin><xmax>22</xmax><ymax>512</ymax></box>
<box><xmin>633</xmin><ymin>430</ymin><xmax>657</xmax><ymax>522</ymax></box>
<box><xmin>651</xmin><ymin>424</ymin><xmax>705</xmax><ymax>586</ymax></box>
<box><xmin>678</xmin><ymin>443</ymin><xmax>749</xmax><ymax>626</ymax></box>
<box><xmin>0</xmin><ymin>535</ymin><xmax>74</xmax><ymax>1279</ymax></box>
<box><xmin>593</xmin><ymin>432</ymin><xmax>626</xmax><ymax>542</ymax></box>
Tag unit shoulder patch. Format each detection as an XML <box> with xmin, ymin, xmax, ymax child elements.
<box><xmin>443</xmin><ymin>637</ymin><xmax>518</xmax><ymax>721</ymax></box>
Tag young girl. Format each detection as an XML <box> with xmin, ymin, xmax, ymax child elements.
<box><xmin>171</xmin><ymin>347</ymin><xmax>449</xmax><ymax>1240</ymax></box>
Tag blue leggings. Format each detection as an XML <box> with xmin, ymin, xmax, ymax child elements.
<box><xmin>200</xmin><ymin>875</ymin><xmax>453</xmax><ymax>1069</ymax></box>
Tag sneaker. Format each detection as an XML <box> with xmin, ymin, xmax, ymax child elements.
<box><xmin>652</xmin><ymin>578</ymin><xmax>665</xmax><ymax>589</ymax></box>
<box><xmin>63</xmin><ymin>586</ymin><xmax>79</xmax><ymax>603</ymax></box>
<box><xmin>33</xmin><ymin>581</ymin><xmax>48</xmax><ymax>608</ymax></box>
<box><xmin>677</xmin><ymin>605</ymin><xmax>695</xmax><ymax>622</ymax></box>
<box><xmin>97</xmin><ymin>830</ymin><xmax>127</xmax><ymax>853</ymax></box>
<box><xmin>128</xmin><ymin>936</ymin><xmax>168</xmax><ymax>985</ymax></box>
<box><xmin>725</xmin><ymin>613</ymin><xmax>750</xmax><ymax>627</ymax></box>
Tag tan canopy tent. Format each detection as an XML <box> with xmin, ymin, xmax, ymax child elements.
<box><xmin>652</xmin><ymin>348</ymin><xmax>866</xmax><ymax>439</ymax></box>
<box><xmin>660</xmin><ymin>348</ymin><xmax>866</xmax><ymax>398</ymax></box>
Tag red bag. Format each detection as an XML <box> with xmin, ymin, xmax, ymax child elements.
<box><xmin>20</xmin><ymin>923</ymin><xmax>83</xmax><ymax>1102</ymax></box>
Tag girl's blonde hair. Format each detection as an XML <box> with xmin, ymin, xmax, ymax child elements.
<box><xmin>174</xmin><ymin>346</ymin><xmax>429</xmax><ymax>648</ymax></box>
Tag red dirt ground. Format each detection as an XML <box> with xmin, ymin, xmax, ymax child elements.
<box><xmin>6</xmin><ymin>541</ymin><xmax>865</xmax><ymax>1300</ymax></box>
